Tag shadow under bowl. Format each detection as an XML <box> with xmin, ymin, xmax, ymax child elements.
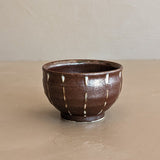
<box><xmin>42</xmin><ymin>59</ymin><xmax>123</xmax><ymax>122</ymax></box>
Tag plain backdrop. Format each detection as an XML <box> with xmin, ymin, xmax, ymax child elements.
<box><xmin>0</xmin><ymin>0</ymin><xmax>160</xmax><ymax>61</ymax></box>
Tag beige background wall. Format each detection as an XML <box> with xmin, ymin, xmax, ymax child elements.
<box><xmin>0</xmin><ymin>0</ymin><xmax>160</xmax><ymax>61</ymax></box>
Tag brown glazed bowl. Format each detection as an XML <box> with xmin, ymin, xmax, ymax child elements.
<box><xmin>42</xmin><ymin>59</ymin><xmax>123</xmax><ymax>122</ymax></box>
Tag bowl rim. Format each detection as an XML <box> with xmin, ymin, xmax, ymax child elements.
<box><xmin>42</xmin><ymin>59</ymin><xmax>123</xmax><ymax>75</ymax></box>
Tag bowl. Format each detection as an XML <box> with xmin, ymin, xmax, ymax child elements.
<box><xmin>42</xmin><ymin>59</ymin><xmax>123</xmax><ymax>122</ymax></box>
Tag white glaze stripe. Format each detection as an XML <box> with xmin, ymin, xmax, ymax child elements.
<box><xmin>84</xmin><ymin>92</ymin><xmax>87</xmax><ymax>117</ymax></box>
<box><xmin>47</xmin><ymin>73</ymin><xmax>50</xmax><ymax>82</ymax></box>
<box><xmin>62</xmin><ymin>75</ymin><xmax>65</xmax><ymax>83</ymax></box>
<box><xmin>106</xmin><ymin>89</ymin><xmax>109</xmax><ymax>99</ymax></box>
<box><xmin>97</xmin><ymin>74</ymin><xmax>110</xmax><ymax>115</ymax></box>
<box><xmin>105</xmin><ymin>74</ymin><xmax>109</xmax><ymax>84</ymax></box>
<box><xmin>61</xmin><ymin>75</ymin><xmax>72</xmax><ymax>115</ymax></box>
<box><xmin>85</xmin><ymin>76</ymin><xmax>88</xmax><ymax>86</ymax></box>
<box><xmin>62</xmin><ymin>87</ymin><xmax>65</xmax><ymax>95</ymax></box>
<box><xmin>98</xmin><ymin>109</ymin><xmax>103</xmax><ymax>115</ymax></box>
<box><xmin>85</xmin><ymin>92</ymin><xmax>87</xmax><ymax>103</ymax></box>
<box><xmin>68</xmin><ymin>110</ymin><xmax>72</xmax><ymax>116</ymax></box>
<box><xmin>119</xmin><ymin>71</ymin><xmax>122</xmax><ymax>78</ymax></box>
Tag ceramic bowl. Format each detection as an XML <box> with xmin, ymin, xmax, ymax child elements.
<box><xmin>42</xmin><ymin>59</ymin><xmax>123</xmax><ymax>122</ymax></box>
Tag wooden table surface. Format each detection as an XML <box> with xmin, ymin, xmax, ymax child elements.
<box><xmin>0</xmin><ymin>60</ymin><xmax>160</xmax><ymax>160</ymax></box>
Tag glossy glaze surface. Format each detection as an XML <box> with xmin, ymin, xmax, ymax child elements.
<box><xmin>43</xmin><ymin>59</ymin><xmax>123</xmax><ymax>122</ymax></box>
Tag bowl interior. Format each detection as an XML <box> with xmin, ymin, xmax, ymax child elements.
<box><xmin>46</xmin><ymin>60</ymin><xmax>121</xmax><ymax>74</ymax></box>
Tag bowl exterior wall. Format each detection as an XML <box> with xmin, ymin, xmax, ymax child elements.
<box><xmin>43</xmin><ymin>70</ymin><xmax>122</xmax><ymax>118</ymax></box>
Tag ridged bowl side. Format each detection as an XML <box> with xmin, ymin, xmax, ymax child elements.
<box><xmin>43</xmin><ymin>67</ymin><xmax>122</xmax><ymax>122</ymax></box>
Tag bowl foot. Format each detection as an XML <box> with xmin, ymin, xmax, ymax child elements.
<box><xmin>61</xmin><ymin>112</ymin><xmax>105</xmax><ymax>122</ymax></box>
